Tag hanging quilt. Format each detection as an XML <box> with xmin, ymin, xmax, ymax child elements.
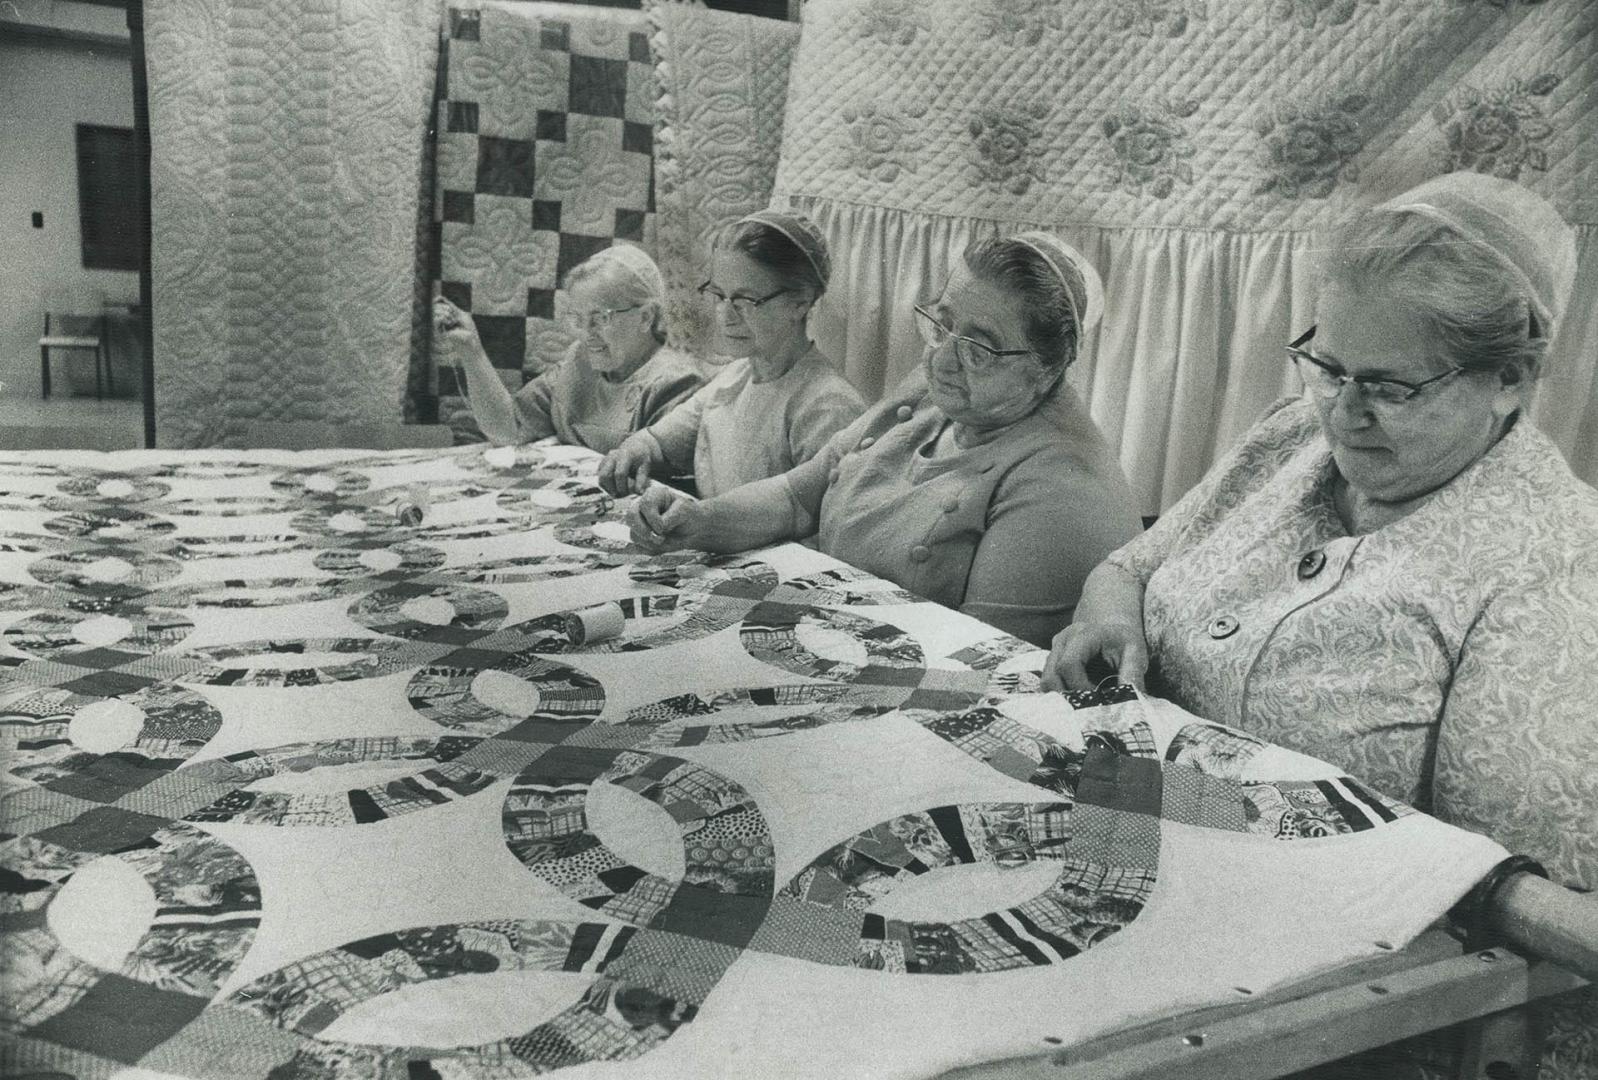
<box><xmin>143</xmin><ymin>0</ymin><xmax>439</xmax><ymax>447</ymax></box>
<box><xmin>769</xmin><ymin>0</ymin><xmax>1598</xmax><ymax>503</ymax></box>
<box><xmin>0</xmin><ymin>445</ymin><xmax>1509</xmax><ymax>1079</ymax></box>
<box><xmin>431</xmin><ymin>2</ymin><xmax>660</xmax><ymax>436</ymax></box>
<box><xmin>648</xmin><ymin>3</ymin><xmax>801</xmax><ymax>354</ymax></box>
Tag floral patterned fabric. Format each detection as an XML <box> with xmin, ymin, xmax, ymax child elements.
<box><xmin>770</xmin><ymin>0</ymin><xmax>1598</xmax><ymax>503</ymax></box>
<box><xmin>1106</xmin><ymin>397</ymin><xmax>1598</xmax><ymax>892</ymax></box>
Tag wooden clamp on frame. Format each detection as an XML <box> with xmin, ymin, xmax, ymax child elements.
<box><xmin>1453</xmin><ymin>862</ymin><xmax>1598</xmax><ymax>1080</ymax></box>
<box><xmin>1483</xmin><ymin>870</ymin><xmax>1598</xmax><ymax>985</ymax></box>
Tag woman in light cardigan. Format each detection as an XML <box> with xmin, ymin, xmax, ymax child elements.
<box><xmin>599</xmin><ymin>210</ymin><xmax>864</xmax><ymax>500</ymax></box>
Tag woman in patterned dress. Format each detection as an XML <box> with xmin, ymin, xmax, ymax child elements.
<box><xmin>626</xmin><ymin>231</ymin><xmax>1141</xmax><ymax>648</ymax></box>
<box><xmin>1044</xmin><ymin>173</ymin><xmax>1598</xmax><ymax>1077</ymax></box>
<box><xmin>1042</xmin><ymin>172</ymin><xmax>1596</xmax><ymax>895</ymax></box>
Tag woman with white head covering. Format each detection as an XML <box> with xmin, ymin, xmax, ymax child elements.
<box><xmin>433</xmin><ymin>243</ymin><xmax>702</xmax><ymax>451</ymax></box>
<box><xmin>628</xmin><ymin>230</ymin><xmax>1141</xmax><ymax>647</ymax></box>
<box><xmin>1043</xmin><ymin>173</ymin><xmax>1598</xmax><ymax>892</ymax></box>
<box><xmin>598</xmin><ymin>209</ymin><xmax>865</xmax><ymax>498</ymax></box>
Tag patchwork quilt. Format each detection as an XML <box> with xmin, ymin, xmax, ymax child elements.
<box><xmin>431</xmin><ymin>2</ymin><xmax>661</xmax><ymax>437</ymax></box>
<box><xmin>649</xmin><ymin>3</ymin><xmax>801</xmax><ymax>354</ymax></box>
<box><xmin>1</xmin><ymin>446</ymin><xmax>1508</xmax><ymax>1079</ymax></box>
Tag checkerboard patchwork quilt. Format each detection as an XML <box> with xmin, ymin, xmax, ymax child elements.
<box><xmin>432</xmin><ymin>3</ymin><xmax>660</xmax><ymax>433</ymax></box>
<box><xmin>0</xmin><ymin>445</ymin><xmax>1509</xmax><ymax>1079</ymax></box>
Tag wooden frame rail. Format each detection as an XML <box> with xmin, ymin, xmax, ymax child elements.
<box><xmin>940</xmin><ymin>931</ymin><xmax>1585</xmax><ymax>1080</ymax></box>
<box><xmin>941</xmin><ymin>874</ymin><xmax>1597</xmax><ymax>1080</ymax></box>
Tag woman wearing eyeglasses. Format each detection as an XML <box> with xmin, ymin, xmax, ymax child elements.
<box><xmin>1042</xmin><ymin>174</ymin><xmax>1598</xmax><ymax>891</ymax></box>
<box><xmin>627</xmin><ymin>231</ymin><xmax>1140</xmax><ymax>647</ymax></box>
<box><xmin>597</xmin><ymin>211</ymin><xmax>864</xmax><ymax>499</ymax></box>
<box><xmin>432</xmin><ymin>244</ymin><xmax>702</xmax><ymax>451</ymax></box>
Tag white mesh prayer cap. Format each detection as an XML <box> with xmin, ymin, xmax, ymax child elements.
<box><xmin>577</xmin><ymin>243</ymin><xmax>667</xmax><ymax>303</ymax></box>
<box><xmin>736</xmin><ymin>209</ymin><xmax>832</xmax><ymax>289</ymax></box>
<box><xmin>1381</xmin><ymin>173</ymin><xmax>1576</xmax><ymax>341</ymax></box>
<box><xmin>1010</xmin><ymin>231</ymin><xmax>1105</xmax><ymax>337</ymax></box>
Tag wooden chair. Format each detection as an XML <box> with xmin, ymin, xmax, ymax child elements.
<box><xmin>40</xmin><ymin>313</ymin><xmax>111</xmax><ymax>399</ymax></box>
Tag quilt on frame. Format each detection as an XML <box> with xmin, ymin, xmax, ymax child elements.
<box><xmin>0</xmin><ymin>444</ymin><xmax>1511</xmax><ymax>1079</ymax></box>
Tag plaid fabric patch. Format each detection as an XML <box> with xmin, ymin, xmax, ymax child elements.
<box><xmin>1164</xmin><ymin>721</ymin><xmax>1267</xmax><ymax>779</ymax></box>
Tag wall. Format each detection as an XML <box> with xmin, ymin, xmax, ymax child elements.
<box><xmin>0</xmin><ymin>7</ymin><xmax>138</xmax><ymax>401</ymax></box>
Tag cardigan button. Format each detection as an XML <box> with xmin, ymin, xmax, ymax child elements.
<box><xmin>1297</xmin><ymin>549</ymin><xmax>1327</xmax><ymax>580</ymax></box>
<box><xmin>858</xmin><ymin>436</ymin><xmax>876</xmax><ymax>450</ymax></box>
<box><xmin>910</xmin><ymin>544</ymin><xmax>931</xmax><ymax>563</ymax></box>
<box><xmin>1208</xmin><ymin>615</ymin><xmax>1239</xmax><ymax>640</ymax></box>
<box><xmin>942</xmin><ymin>496</ymin><xmax>959</xmax><ymax>513</ymax></box>
<box><xmin>896</xmin><ymin>404</ymin><xmax>914</xmax><ymax>421</ymax></box>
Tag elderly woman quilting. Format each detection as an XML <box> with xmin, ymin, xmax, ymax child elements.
<box><xmin>1042</xmin><ymin>173</ymin><xmax>1598</xmax><ymax>897</ymax></box>
<box><xmin>628</xmin><ymin>231</ymin><xmax>1142</xmax><ymax>648</ymax></box>
<box><xmin>433</xmin><ymin>244</ymin><xmax>702</xmax><ymax>451</ymax></box>
<box><xmin>598</xmin><ymin>210</ymin><xmax>865</xmax><ymax>499</ymax></box>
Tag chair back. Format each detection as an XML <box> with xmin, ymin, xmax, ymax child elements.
<box><xmin>43</xmin><ymin>313</ymin><xmax>103</xmax><ymax>339</ymax></box>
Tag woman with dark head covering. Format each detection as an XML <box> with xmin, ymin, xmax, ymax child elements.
<box><xmin>598</xmin><ymin>210</ymin><xmax>864</xmax><ymax>499</ymax></box>
<box><xmin>628</xmin><ymin>230</ymin><xmax>1141</xmax><ymax>647</ymax></box>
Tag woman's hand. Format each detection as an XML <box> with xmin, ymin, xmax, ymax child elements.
<box><xmin>598</xmin><ymin>435</ymin><xmax>658</xmax><ymax>497</ymax></box>
<box><xmin>1039</xmin><ymin>620</ymin><xmax>1150</xmax><ymax>693</ymax></box>
<box><xmin>432</xmin><ymin>297</ymin><xmax>479</xmax><ymax>350</ymax></box>
<box><xmin>628</xmin><ymin>483</ymin><xmax>700</xmax><ymax>552</ymax></box>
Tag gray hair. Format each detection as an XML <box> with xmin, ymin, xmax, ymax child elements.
<box><xmin>962</xmin><ymin>236</ymin><xmax>1080</xmax><ymax>373</ymax></box>
<box><xmin>565</xmin><ymin>247</ymin><xmax>668</xmax><ymax>344</ymax></box>
<box><xmin>1319</xmin><ymin>208</ymin><xmax>1547</xmax><ymax>382</ymax></box>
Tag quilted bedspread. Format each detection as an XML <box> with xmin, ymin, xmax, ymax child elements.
<box><xmin>772</xmin><ymin>0</ymin><xmax>1598</xmax><ymax>503</ymax></box>
<box><xmin>431</xmin><ymin>2</ymin><xmax>662</xmax><ymax>438</ymax></box>
<box><xmin>774</xmin><ymin>0</ymin><xmax>1594</xmax><ymax>231</ymax></box>
<box><xmin>1</xmin><ymin>446</ymin><xmax>1508</xmax><ymax>1079</ymax></box>
<box><xmin>144</xmin><ymin>0</ymin><xmax>440</xmax><ymax>448</ymax></box>
<box><xmin>649</xmin><ymin>3</ymin><xmax>801</xmax><ymax>355</ymax></box>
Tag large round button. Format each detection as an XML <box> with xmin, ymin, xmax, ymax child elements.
<box><xmin>941</xmin><ymin>496</ymin><xmax>959</xmax><ymax>514</ymax></box>
<box><xmin>1297</xmin><ymin>549</ymin><xmax>1326</xmax><ymax>580</ymax></box>
<box><xmin>895</xmin><ymin>404</ymin><xmax>914</xmax><ymax>422</ymax></box>
<box><xmin>1207</xmin><ymin>615</ymin><xmax>1239</xmax><ymax>639</ymax></box>
<box><xmin>858</xmin><ymin>436</ymin><xmax>877</xmax><ymax>450</ymax></box>
<box><xmin>909</xmin><ymin>545</ymin><xmax>931</xmax><ymax>563</ymax></box>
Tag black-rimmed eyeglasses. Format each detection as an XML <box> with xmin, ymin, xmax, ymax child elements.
<box><xmin>1286</xmin><ymin>326</ymin><xmax>1466</xmax><ymax>409</ymax></box>
<box><xmin>698</xmin><ymin>281</ymin><xmax>790</xmax><ymax>317</ymax></box>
